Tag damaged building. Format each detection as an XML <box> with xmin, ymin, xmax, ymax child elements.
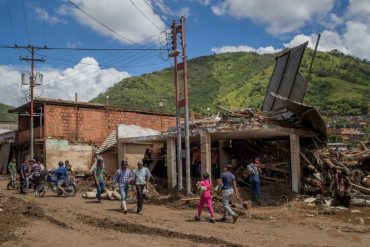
<box><xmin>9</xmin><ymin>98</ymin><xmax>176</xmax><ymax>172</ymax></box>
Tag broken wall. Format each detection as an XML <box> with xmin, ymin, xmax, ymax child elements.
<box><xmin>45</xmin><ymin>139</ymin><xmax>93</xmax><ymax>171</ymax></box>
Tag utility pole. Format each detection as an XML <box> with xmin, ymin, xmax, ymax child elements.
<box><xmin>20</xmin><ymin>46</ymin><xmax>45</xmax><ymax>160</ymax></box>
<box><xmin>171</xmin><ymin>20</ymin><xmax>183</xmax><ymax>191</ymax></box>
<box><xmin>170</xmin><ymin>17</ymin><xmax>191</xmax><ymax>194</ymax></box>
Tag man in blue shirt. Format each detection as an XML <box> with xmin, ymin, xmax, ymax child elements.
<box><xmin>219</xmin><ymin>164</ymin><xmax>239</xmax><ymax>223</ymax></box>
<box><xmin>133</xmin><ymin>161</ymin><xmax>151</xmax><ymax>214</ymax></box>
<box><xmin>112</xmin><ymin>160</ymin><xmax>132</xmax><ymax>214</ymax></box>
<box><xmin>56</xmin><ymin>161</ymin><xmax>68</xmax><ymax>195</ymax></box>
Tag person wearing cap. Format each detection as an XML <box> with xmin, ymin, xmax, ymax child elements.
<box><xmin>112</xmin><ymin>160</ymin><xmax>132</xmax><ymax>213</ymax></box>
<box><xmin>93</xmin><ymin>158</ymin><xmax>106</xmax><ymax>203</ymax></box>
<box><xmin>132</xmin><ymin>161</ymin><xmax>151</xmax><ymax>214</ymax></box>
<box><xmin>219</xmin><ymin>164</ymin><xmax>239</xmax><ymax>223</ymax></box>
<box><xmin>247</xmin><ymin>157</ymin><xmax>262</xmax><ymax>204</ymax></box>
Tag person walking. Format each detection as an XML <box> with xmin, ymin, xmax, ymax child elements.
<box><xmin>195</xmin><ymin>172</ymin><xmax>215</xmax><ymax>223</ymax></box>
<box><xmin>93</xmin><ymin>158</ymin><xmax>106</xmax><ymax>203</ymax></box>
<box><xmin>219</xmin><ymin>164</ymin><xmax>239</xmax><ymax>223</ymax></box>
<box><xmin>30</xmin><ymin>159</ymin><xmax>41</xmax><ymax>194</ymax></box>
<box><xmin>133</xmin><ymin>161</ymin><xmax>151</xmax><ymax>214</ymax></box>
<box><xmin>112</xmin><ymin>160</ymin><xmax>132</xmax><ymax>214</ymax></box>
<box><xmin>247</xmin><ymin>157</ymin><xmax>262</xmax><ymax>204</ymax></box>
<box><xmin>8</xmin><ymin>158</ymin><xmax>17</xmax><ymax>188</ymax></box>
<box><xmin>20</xmin><ymin>159</ymin><xmax>29</xmax><ymax>194</ymax></box>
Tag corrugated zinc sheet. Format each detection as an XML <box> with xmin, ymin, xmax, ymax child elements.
<box><xmin>263</xmin><ymin>42</ymin><xmax>308</xmax><ymax>112</ymax></box>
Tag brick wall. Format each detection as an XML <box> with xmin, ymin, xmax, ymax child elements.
<box><xmin>44</xmin><ymin>104</ymin><xmax>176</xmax><ymax>146</ymax></box>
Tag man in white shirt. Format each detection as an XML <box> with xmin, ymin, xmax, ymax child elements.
<box><xmin>133</xmin><ymin>161</ymin><xmax>151</xmax><ymax>214</ymax></box>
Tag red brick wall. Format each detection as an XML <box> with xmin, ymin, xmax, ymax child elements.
<box><xmin>44</xmin><ymin>105</ymin><xmax>176</xmax><ymax>146</ymax></box>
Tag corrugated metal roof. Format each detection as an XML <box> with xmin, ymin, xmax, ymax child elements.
<box><xmin>263</xmin><ymin>42</ymin><xmax>308</xmax><ymax>112</ymax></box>
<box><xmin>97</xmin><ymin>130</ymin><xmax>117</xmax><ymax>154</ymax></box>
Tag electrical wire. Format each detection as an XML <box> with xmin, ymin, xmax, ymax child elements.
<box><xmin>21</xmin><ymin>0</ymin><xmax>31</xmax><ymax>44</ymax></box>
<box><xmin>129</xmin><ymin>0</ymin><xmax>162</xmax><ymax>31</ymax></box>
<box><xmin>41</xmin><ymin>0</ymin><xmax>47</xmax><ymax>45</ymax></box>
<box><xmin>66</xmin><ymin>0</ymin><xmax>146</xmax><ymax>47</ymax></box>
<box><xmin>5</xmin><ymin>0</ymin><xmax>17</xmax><ymax>44</ymax></box>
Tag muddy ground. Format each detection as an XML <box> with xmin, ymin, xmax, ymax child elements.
<box><xmin>1</xmin><ymin>178</ymin><xmax>370</xmax><ymax>247</ymax></box>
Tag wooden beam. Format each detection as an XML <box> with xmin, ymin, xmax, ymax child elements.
<box><xmin>290</xmin><ymin>134</ymin><xmax>301</xmax><ymax>193</ymax></box>
<box><xmin>200</xmin><ymin>131</ymin><xmax>211</xmax><ymax>178</ymax></box>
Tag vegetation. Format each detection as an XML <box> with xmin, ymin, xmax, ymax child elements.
<box><xmin>92</xmin><ymin>49</ymin><xmax>370</xmax><ymax>117</ymax></box>
<box><xmin>0</xmin><ymin>103</ymin><xmax>17</xmax><ymax>122</ymax></box>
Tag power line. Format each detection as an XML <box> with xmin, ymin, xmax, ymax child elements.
<box><xmin>66</xmin><ymin>0</ymin><xmax>146</xmax><ymax>47</ymax></box>
<box><xmin>129</xmin><ymin>0</ymin><xmax>162</xmax><ymax>31</ymax></box>
<box><xmin>21</xmin><ymin>0</ymin><xmax>31</xmax><ymax>44</ymax></box>
<box><xmin>5</xmin><ymin>0</ymin><xmax>17</xmax><ymax>44</ymax></box>
<box><xmin>0</xmin><ymin>45</ymin><xmax>163</xmax><ymax>51</ymax></box>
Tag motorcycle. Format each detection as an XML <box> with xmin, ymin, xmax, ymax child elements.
<box><xmin>36</xmin><ymin>171</ymin><xmax>77</xmax><ymax>197</ymax></box>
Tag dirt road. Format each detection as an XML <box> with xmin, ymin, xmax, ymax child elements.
<box><xmin>1</xmin><ymin>180</ymin><xmax>369</xmax><ymax>247</ymax></box>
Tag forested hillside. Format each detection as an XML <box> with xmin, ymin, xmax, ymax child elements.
<box><xmin>93</xmin><ymin>49</ymin><xmax>370</xmax><ymax>117</ymax></box>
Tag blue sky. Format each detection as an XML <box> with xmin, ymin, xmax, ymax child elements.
<box><xmin>0</xmin><ymin>0</ymin><xmax>369</xmax><ymax>106</ymax></box>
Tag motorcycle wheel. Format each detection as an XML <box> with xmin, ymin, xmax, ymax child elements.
<box><xmin>66</xmin><ymin>184</ymin><xmax>77</xmax><ymax>197</ymax></box>
<box><xmin>36</xmin><ymin>185</ymin><xmax>47</xmax><ymax>197</ymax></box>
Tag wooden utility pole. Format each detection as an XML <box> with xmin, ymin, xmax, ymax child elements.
<box><xmin>20</xmin><ymin>46</ymin><xmax>45</xmax><ymax>159</ymax></box>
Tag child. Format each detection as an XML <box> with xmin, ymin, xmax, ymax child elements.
<box><xmin>195</xmin><ymin>173</ymin><xmax>215</xmax><ymax>223</ymax></box>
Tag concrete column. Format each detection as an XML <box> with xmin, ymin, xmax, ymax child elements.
<box><xmin>290</xmin><ymin>134</ymin><xmax>301</xmax><ymax>193</ymax></box>
<box><xmin>200</xmin><ymin>132</ymin><xmax>211</xmax><ymax>177</ymax></box>
<box><xmin>166</xmin><ymin>138</ymin><xmax>177</xmax><ymax>192</ymax></box>
<box><xmin>218</xmin><ymin>139</ymin><xmax>230</xmax><ymax>176</ymax></box>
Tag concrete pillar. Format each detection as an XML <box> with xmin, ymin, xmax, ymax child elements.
<box><xmin>290</xmin><ymin>134</ymin><xmax>301</xmax><ymax>193</ymax></box>
<box><xmin>218</xmin><ymin>139</ymin><xmax>230</xmax><ymax>175</ymax></box>
<box><xmin>200</xmin><ymin>132</ymin><xmax>211</xmax><ymax>177</ymax></box>
<box><xmin>166</xmin><ymin>138</ymin><xmax>177</xmax><ymax>192</ymax></box>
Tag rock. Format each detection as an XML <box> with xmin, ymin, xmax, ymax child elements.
<box><xmin>304</xmin><ymin>197</ymin><xmax>316</xmax><ymax>204</ymax></box>
<box><xmin>351</xmin><ymin>209</ymin><xmax>361</xmax><ymax>214</ymax></box>
<box><xmin>357</xmin><ymin>217</ymin><xmax>365</xmax><ymax>225</ymax></box>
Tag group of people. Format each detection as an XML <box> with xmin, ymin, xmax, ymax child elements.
<box><xmin>195</xmin><ymin>157</ymin><xmax>262</xmax><ymax>223</ymax></box>
<box><xmin>92</xmin><ymin>156</ymin><xmax>152</xmax><ymax>215</ymax></box>
<box><xmin>7</xmin><ymin>158</ymin><xmax>73</xmax><ymax>195</ymax></box>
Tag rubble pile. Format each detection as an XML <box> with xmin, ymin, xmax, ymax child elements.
<box><xmin>301</xmin><ymin>146</ymin><xmax>370</xmax><ymax>206</ymax></box>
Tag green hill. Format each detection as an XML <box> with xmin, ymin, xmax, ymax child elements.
<box><xmin>92</xmin><ymin>49</ymin><xmax>370</xmax><ymax>117</ymax></box>
<box><xmin>0</xmin><ymin>103</ymin><xmax>17</xmax><ymax>122</ymax></box>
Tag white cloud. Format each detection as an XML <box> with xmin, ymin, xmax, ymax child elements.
<box><xmin>59</xmin><ymin>0</ymin><xmax>166</xmax><ymax>45</ymax></box>
<box><xmin>34</xmin><ymin>7</ymin><xmax>65</xmax><ymax>25</ymax></box>
<box><xmin>0</xmin><ymin>58</ymin><xmax>129</xmax><ymax>106</ymax></box>
<box><xmin>211</xmin><ymin>45</ymin><xmax>281</xmax><ymax>54</ymax></box>
<box><xmin>211</xmin><ymin>0</ymin><xmax>334</xmax><ymax>35</ymax></box>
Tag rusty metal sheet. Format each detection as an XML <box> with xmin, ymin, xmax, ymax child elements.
<box><xmin>263</xmin><ymin>42</ymin><xmax>308</xmax><ymax>112</ymax></box>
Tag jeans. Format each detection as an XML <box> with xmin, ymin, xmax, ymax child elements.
<box><xmin>222</xmin><ymin>188</ymin><xmax>236</xmax><ymax>217</ymax></box>
<box><xmin>96</xmin><ymin>181</ymin><xmax>106</xmax><ymax>201</ymax></box>
<box><xmin>249</xmin><ymin>175</ymin><xmax>261</xmax><ymax>201</ymax></box>
<box><xmin>10</xmin><ymin>172</ymin><xmax>17</xmax><ymax>184</ymax></box>
<box><xmin>136</xmin><ymin>184</ymin><xmax>145</xmax><ymax>211</ymax></box>
<box><xmin>119</xmin><ymin>185</ymin><xmax>129</xmax><ymax>201</ymax></box>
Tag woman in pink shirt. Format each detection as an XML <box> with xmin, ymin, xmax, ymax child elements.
<box><xmin>195</xmin><ymin>173</ymin><xmax>215</xmax><ymax>223</ymax></box>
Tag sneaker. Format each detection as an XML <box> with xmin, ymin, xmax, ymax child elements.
<box><xmin>232</xmin><ymin>214</ymin><xmax>239</xmax><ymax>224</ymax></box>
<box><xmin>194</xmin><ymin>216</ymin><xmax>201</xmax><ymax>221</ymax></box>
<box><xmin>210</xmin><ymin>218</ymin><xmax>216</xmax><ymax>223</ymax></box>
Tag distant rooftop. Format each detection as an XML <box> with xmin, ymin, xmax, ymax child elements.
<box><xmin>9</xmin><ymin>97</ymin><xmax>175</xmax><ymax>116</ymax></box>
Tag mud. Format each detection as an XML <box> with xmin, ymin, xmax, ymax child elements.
<box><xmin>77</xmin><ymin>213</ymin><xmax>244</xmax><ymax>246</ymax></box>
<box><xmin>0</xmin><ymin>194</ymin><xmax>44</xmax><ymax>243</ymax></box>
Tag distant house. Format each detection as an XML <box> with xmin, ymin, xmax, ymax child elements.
<box><xmin>9</xmin><ymin>98</ymin><xmax>176</xmax><ymax>171</ymax></box>
<box><xmin>340</xmin><ymin>128</ymin><xmax>365</xmax><ymax>142</ymax></box>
